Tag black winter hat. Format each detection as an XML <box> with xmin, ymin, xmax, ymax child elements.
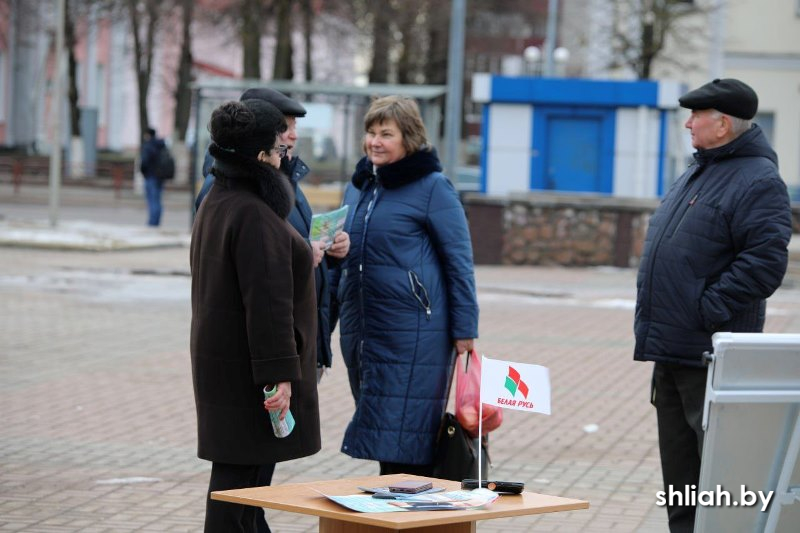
<box><xmin>209</xmin><ymin>100</ymin><xmax>287</xmax><ymax>160</ymax></box>
<box><xmin>239</xmin><ymin>87</ymin><xmax>307</xmax><ymax>117</ymax></box>
<box><xmin>678</xmin><ymin>78</ymin><xmax>758</xmax><ymax>120</ymax></box>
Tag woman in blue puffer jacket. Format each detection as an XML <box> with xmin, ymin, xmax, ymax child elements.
<box><xmin>331</xmin><ymin>96</ymin><xmax>479</xmax><ymax>475</ymax></box>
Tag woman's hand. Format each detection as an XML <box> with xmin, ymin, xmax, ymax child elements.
<box><xmin>454</xmin><ymin>338</ymin><xmax>474</xmax><ymax>355</ymax></box>
<box><xmin>310</xmin><ymin>241</ymin><xmax>324</xmax><ymax>267</ymax></box>
<box><xmin>263</xmin><ymin>382</ymin><xmax>292</xmax><ymax>420</ymax></box>
<box><xmin>326</xmin><ymin>231</ymin><xmax>350</xmax><ymax>259</ymax></box>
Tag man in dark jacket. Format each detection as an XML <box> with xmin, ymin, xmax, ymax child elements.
<box><xmin>196</xmin><ymin>88</ymin><xmax>349</xmax><ymax>380</ymax></box>
<box><xmin>140</xmin><ymin>127</ymin><xmax>167</xmax><ymax>226</ymax></box>
<box><xmin>634</xmin><ymin>78</ymin><xmax>792</xmax><ymax>533</ymax></box>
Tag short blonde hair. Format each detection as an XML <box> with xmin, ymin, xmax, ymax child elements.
<box><xmin>363</xmin><ymin>96</ymin><xmax>430</xmax><ymax>154</ymax></box>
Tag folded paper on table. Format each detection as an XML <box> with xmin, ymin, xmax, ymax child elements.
<box><xmin>313</xmin><ymin>489</ymin><xmax>498</xmax><ymax>513</ymax></box>
<box><xmin>310</xmin><ymin>205</ymin><xmax>349</xmax><ymax>250</ymax></box>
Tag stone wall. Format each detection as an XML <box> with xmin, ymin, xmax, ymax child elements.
<box><xmin>464</xmin><ymin>193</ymin><xmax>659</xmax><ymax>268</ymax></box>
<box><xmin>464</xmin><ymin>192</ymin><xmax>800</xmax><ymax>268</ymax></box>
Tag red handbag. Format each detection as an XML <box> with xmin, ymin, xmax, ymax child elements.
<box><xmin>455</xmin><ymin>349</ymin><xmax>503</xmax><ymax>437</ymax></box>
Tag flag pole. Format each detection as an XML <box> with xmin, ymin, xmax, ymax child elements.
<box><xmin>477</xmin><ymin>354</ymin><xmax>484</xmax><ymax>487</ymax></box>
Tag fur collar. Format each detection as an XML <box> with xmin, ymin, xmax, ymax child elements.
<box><xmin>351</xmin><ymin>148</ymin><xmax>442</xmax><ymax>190</ymax></box>
<box><xmin>209</xmin><ymin>142</ymin><xmax>294</xmax><ymax>219</ymax></box>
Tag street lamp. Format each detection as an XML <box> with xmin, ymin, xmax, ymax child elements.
<box><xmin>524</xmin><ymin>46</ymin><xmax>542</xmax><ymax>76</ymax></box>
<box><xmin>553</xmin><ymin>47</ymin><xmax>570</xmax><ymax>77</ymax></box>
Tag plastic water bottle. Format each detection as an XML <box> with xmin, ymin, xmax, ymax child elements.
<box><xmin>263</xmin><ymin>385</ymin><xmax>295</xmax><ymax>438</ymax></box>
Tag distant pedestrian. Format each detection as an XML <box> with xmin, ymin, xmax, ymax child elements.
<box><xmin>634</xmin><ymin>78</ymin><xmax>792</xmax><ymax>533</ymax></box>
<box><xmin>190</xmin><ymin>99</ymin><xmax>321</xmax><ymax>533</ymax></box>
<box><xmin>139</xmin><ymin>127</ymin><xmax>168</xmax><ymax>226</ymax></box>
<box><xmin>331</xmin><ymin>95</ymin><xmax>479</xmax><ymax>476</ymax></box>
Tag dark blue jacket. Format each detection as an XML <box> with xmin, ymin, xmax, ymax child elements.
<box><xmin>333</xmin><ymin>149</ymin><xmax>479</xmax><ymax>464</ymax></box>
<box><xmin>634</xmin><ymin>125</ymin><xmax>792</xmax><ymax>367</ymax></box>
<box><xmin>196</xmin><ymin>152</ymin><xmax>334</xmax><ymax>369</ymax></box>
<box><xmin>140</xmin><ymin>137</ymin><xmax>165</xmax><ymax>177</ymax></box>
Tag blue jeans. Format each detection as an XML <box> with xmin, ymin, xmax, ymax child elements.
<box><xmin>144</xmin><ymin>176</ymin><xmax>164</xmax><ymax>226</ymax></box>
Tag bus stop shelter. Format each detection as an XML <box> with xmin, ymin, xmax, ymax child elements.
<box><xmin>188</xmin><ymin>79</ymin><xmax>448</xmax><ymax>213</ymax></box>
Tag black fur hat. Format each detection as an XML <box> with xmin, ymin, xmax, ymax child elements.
<box><xmin>208</xmin><ymin>100</ymin><xmax>287</xmax><ymax>159</ymax></box>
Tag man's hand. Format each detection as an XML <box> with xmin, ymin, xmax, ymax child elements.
<box><xmin>326</xmin><ymin>231</ymin><xmax>350</xmax><ymax>259</ymax></box>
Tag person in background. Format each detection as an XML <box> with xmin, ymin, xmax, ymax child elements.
<box><xmin>634</xmin><ymin>78</ymin><xmax>792</xmax><ymax>533</ymax></box>
<box><xmin>196</xmin><ymin>88</ymin><xmax>349</xmax><ymax>383</ymax></box>
<box><xmin>332</xmin><ymin>95</ymin><xmax>479</xmax><ymax>475</ymax></box>
<box><xmin>190</xmin><ymin>99</ymin><xmax>321</xmax><ymax>533</ymax></box>
<box><xmin>140</xmin><ymin>127</ymin><xmax>166</xmax><ymax>226</ymax></box>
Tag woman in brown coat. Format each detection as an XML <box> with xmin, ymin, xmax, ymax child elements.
<box><xmin>190</xmin><ymin>99</ymin><xmax>320</xmax><ymax>532</ymax></box>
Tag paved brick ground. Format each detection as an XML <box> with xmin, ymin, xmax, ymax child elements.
<box><xmin>2</xmin><ymin>186</ymin><xmax>798</xmax><ymax>532</ymax></box>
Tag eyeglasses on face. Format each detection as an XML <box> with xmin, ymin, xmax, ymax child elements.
<box><xmin>271</xmin><ymin>144</ymin><xmax>288</xmax><ymax>158</ymax></box>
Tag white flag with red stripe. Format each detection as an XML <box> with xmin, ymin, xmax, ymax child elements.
<box><xmin>479</xmin><ymin>355</ymin><xmax>551</xmax><ymax>415</ymax></box>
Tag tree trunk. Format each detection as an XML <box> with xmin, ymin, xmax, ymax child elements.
<box><xmin>173</xmin><ymin>0</ymin><xmax>193</xmax><ymax>142</ymax></box>
<box><xmin>396</xmin><ymin>8</ymin><xmax>415</xmax><ymax>84</ymax></box>
<box><xmin>127</xmin><ymin>0</ymin><xmax>159</xmax><ymax>143</ymax></box>
<box><xmin>273</xmin><ymin>0</ymin><xmax>293</xmax><ymax>80</ymax></box>
<box><xmin>65</xmin><ymin>0</ymin><xmax>80</xmax><ymax>137</ymax></box>
<box><xmin>368</xmin><ymin>0</ymin><xmax>392</xmax><ymax>83</ymax></box>
<box><xmin>424</xmin><ymin>0</ymin><xmax>448</xmax><ymax>85</ymax></box>
<box><xmin>241</xmin><ymin>0</ymin><xmax>262</xmax><ymax>79</ymax></box>
<box><xmin>302</xmin><ymin>0</ymin><xmax>313</xmax><ymax>82</ymax></box>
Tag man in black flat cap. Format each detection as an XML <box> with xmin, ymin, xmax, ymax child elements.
<box><xmin>634</xmin><ymin>79</ymin><xmax>792</xmax><ymax>533</ymax></box>
<box><xmin>195</xmin><ymin>88</ymin><xmax>349</xmax><ymax>533</ymax></box>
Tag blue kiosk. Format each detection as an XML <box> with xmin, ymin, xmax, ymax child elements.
<box><xmin>472</xmin><ymin>74</ymin><xmax>687</xmax><ymax>198</ymax></box>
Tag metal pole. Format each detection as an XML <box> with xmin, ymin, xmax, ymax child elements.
<box><xmin>49</xmin><ymin>0</ymin><xmax>66</xmax><ymax>227</ymax></box>
<box><xmin>190</xmin><ymin>88</ymin><xmax>201</xmax><ymax>229</ymax></box>
<box><xmin>543</xmin><ymin>0</ymin><xmax>559</xmax><ymax>77</ymax></box>
<box><xmin>444</xmin><ymin>0</ymin><xmax>466</xmax><ymax>182</ymax></box>
<box><xmin>708</xmin><ymin>0</ymin><xmax>727</xmax><ymax>78</ymax></box>
<box><xmin>340</xmin><ymin>95</ymin><xmax>351</xmax><ymax>182</ymax></box>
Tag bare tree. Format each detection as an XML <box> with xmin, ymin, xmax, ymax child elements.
<box><xmin>301</xmin><ymin>0</ymin><xmax>313</xmax><ymax>82</ymax></box>
<box><xmin>423</xmin><ymin>0</ymin><xmax>449</xmax><ymax>85</ymax></box>
<box><xmin>367</xmin><ymin>0</ymin><xmax>394</xmax><ymax>83</ymax></box>
<box><xmin>273</xmin><ymin>0</ymin><xmax>293</xmax><ymax>80</ymax></box>
<box><xmin>241</xmin><ymin>0</ymin><xmax>267</xmax><ymax>78</ymax></box>
<box><xmin>609</xmin><ymin>0</ymin><xmax>705</xmax><ymax>79</ymax></box>
<box><xmin>0</xmin><ymin>0</ymin><xmax>9</xmax><ymax>44</ymax></box>
<box><xmin>65</xmin><ymin>0</ymin><xmax>81</xmax><ymax>137</ymax></box>
<box><xmin>172</xmin><ymin>0</ymin><xmax>193</xmax><ymax>141</ymax></box>
<box><xmin>126</xmin><ymin>0</ymin><xmax>161</xmax><ymax>142</ymax></box>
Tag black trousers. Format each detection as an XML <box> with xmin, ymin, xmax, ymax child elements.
<box><xmin>379</xmin><ymin>461</ymin><xmax>434</xmax><ymax>476</ymax></box>
<box><xmin>652</xmin><ymin>362</ymin><xmax>708</xmax><ymax>533</ymax></box>
<box><xmin>204</xmin><ymin>462</ymin><xmax>275</xmax><ymax>533</ymax></box>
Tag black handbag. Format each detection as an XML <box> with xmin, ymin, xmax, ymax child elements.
<box><xmin>432</xmin><ymin>351</ymin><xmax>490</xmax><ymax>481</ymax></box>
<box><xmin>432</xmin><ymin>412</ymin><xmax>490</xmax><ymax>481</ymax></box>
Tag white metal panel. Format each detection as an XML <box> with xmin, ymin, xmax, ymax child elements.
<box><xmin>485</xmin><ymin>103</ymin><xmax>532</xmax><ymax>196</ymax></box>
<box><xmin>471</xmin><ymin>73</ymin><xmax>492</xmax><ymax>103</ymax></box>
<box><xmin>613</xmin><ymin>108</ymin><xmax>660</xmax><ymax>198</ymax></box>
<box><xmin>696</xmin><ymin>333</ymin><xmax>800</xmax><ymax>533</ymax></box>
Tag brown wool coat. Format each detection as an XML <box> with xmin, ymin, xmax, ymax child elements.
<box><xmin>190</xmin><ymin>156</ymin><xmax>320</xmax><ymax>465</ymax></box>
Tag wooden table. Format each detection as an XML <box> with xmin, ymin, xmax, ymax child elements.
<box><xmin>211</xmin><ymin>474</ymin><xmax>589</xmax><ymax>532</ymax></box>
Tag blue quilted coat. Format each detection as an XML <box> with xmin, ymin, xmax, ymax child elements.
<box><xmin>333</xmin><ymin>148</ymin><xmax>479</xmax><ymax>465</ymax></box>
<box><xmin>634</xmin><ymin>125</ymin><xmax>792</xmax><ymax>367</ymax></box>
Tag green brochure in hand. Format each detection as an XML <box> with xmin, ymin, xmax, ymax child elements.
<box><xmin>310</xmin><ymin>205</ymin><xmax>349</xmax><ymax>250</ymax></box>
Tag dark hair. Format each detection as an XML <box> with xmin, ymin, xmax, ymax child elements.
<box><xmin>146</xmin><ymin>127</ymin><xmax>156</xmax><ymax>137</ymax></box>
<box><xmin>208</xmin><ymin>100</ymin><xmax>287</xmax><ymax>159</ymax></box>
